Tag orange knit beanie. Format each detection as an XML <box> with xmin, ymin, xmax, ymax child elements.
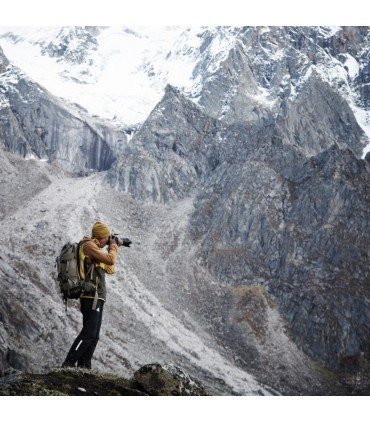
<box><xmin>92</xmin><ymin>221</ymin><xmax>111</xmax><ymax>239</ymax></box>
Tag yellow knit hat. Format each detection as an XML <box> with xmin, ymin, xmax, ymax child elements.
<box><xmin>92</xmin><ymin>221</ymin><xmax>111</xmax><ymax>239</ymax></box>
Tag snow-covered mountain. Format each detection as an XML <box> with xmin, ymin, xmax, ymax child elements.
<box><xmin>0</xmin><ymin>26</ymin><xmax>369</xmax><ymax>157</ymax></box>
<box><xmin>0</xmin><ymin>26</ymin><xmax>235</xmax><ymax>127</ymax></box>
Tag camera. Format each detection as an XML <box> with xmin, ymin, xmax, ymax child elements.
<box><xmin>109</xmin><ymin>234</ymin><xmax>132</xmax><ymax>248</ymax></box>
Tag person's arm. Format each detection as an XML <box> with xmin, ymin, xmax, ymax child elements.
<box><xmin>83</xmin><ymin>241</ymin><xmax>119</xmax><ymax>266</ymax></box>
<box><xmin>100</xmin><ymin>262</ymin><xmax>116</xmax><ymax>274</ymax></box>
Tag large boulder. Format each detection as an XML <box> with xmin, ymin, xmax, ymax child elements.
<box><xmin>133</xmin><ymin>363</ymin><xmax>209</xmax><ymax>396</ymax></box>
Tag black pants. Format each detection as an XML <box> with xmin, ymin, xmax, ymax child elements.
<box><xmin>62</xmin><ymin>298</ymin><xmax>104</xmax><ymax>369</ymax></box>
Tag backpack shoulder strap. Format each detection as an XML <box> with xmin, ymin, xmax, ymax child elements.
<box><xmin>77</xmin><ymin>240</ymin><xmax>91</xmax><ymax>280</ymax></box>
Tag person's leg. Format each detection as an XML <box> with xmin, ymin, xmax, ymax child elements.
<box><xmin>62</xmin><ymin>299</ymin><xmax>102</xmax><ymax>368</ymax></box>
<box><xmin>77</xmin><ymin>300</ymin><xmax>104</xmax><ymax>369</ymax></box>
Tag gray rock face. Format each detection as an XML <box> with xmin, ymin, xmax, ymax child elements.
<box><xmin>275</xmin><ymin>148</ymin><xmax>369</xmax><ymax>365</ymax></box>
<box><xmin>107</xmin><ymin>85</ymin><xmax>222</xmax><ymax>203</ymax></box>
<box><xmin>277</xmin><ymin>71</ymin><xmax>364</xmax><ymax>157</ymax></box>
<box><xmin>190</xmin><ymin>142</ymin><xmax>369</xmax><ymax>368</ymax></box>
<box><xmin>0</xmin><ymin>50</ymin><xmax>124</xmax><ymax>173</ymax></box>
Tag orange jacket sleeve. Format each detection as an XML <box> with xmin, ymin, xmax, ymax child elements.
<box><xmin>83</xmin><ymin>240</ymin><xmax>119</xmax><ymax>267</ymax></box>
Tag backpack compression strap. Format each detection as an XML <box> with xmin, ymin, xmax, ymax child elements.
<box><xmin>90</xmin><ymin>266</ymin><xmax>99</xmax><ymax>311</ymax></box>
<box><xmin>79</xmin><ymin>240</ymin><xmax>100</xmax><ymax>311</ymax></box>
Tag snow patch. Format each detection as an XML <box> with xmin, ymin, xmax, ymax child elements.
<box><xmin>24</xmin><ymin>153</ymin><xmax>48</xmax><ymax>162</ymax></box>
<box><xmin>353</xmin><ymin>106</ymin><xmax>370</xmax><ymax>158</ymax></box>
<box><xmin>318</xmin><ymin>26</ymin><xmax>342</xmax><ymax>38</ymax></box>
<box><xmin>259</xmin><ymin>27</ymin><xmax>270</xmax><ymax>35</ymax></box>
<box><xmin>249</xmin><ymin>87</ymin><xmax>277</xmax><ymax>108</ymax></box>
<box><xmin>0</xmin><ymin>27</ymin><xmax>185</xmax><ymax>126</ymax></box>
<box><xmin>342</xmin><ymin>53</ymin><xmax>360</xmax><ymax>79</ymax></box>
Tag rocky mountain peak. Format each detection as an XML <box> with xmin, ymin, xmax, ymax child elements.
<box><xmin>107</xmin><ymin>80</ymin><xmax>223</xmax><ymax>203</ymax></box>
<box><xmin>40</xmin><ymin>26</ymin><xmax>99</xmax><ymax>64</ymax></box>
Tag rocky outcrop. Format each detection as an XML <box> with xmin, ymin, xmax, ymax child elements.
<box><xmin>0</xmin><ymin>364</ymin><xmax>209</xmax><ymax>396</ymax></box>
<box><xmin>107</xmin><ymin>85</ymin><xmax>222</xmax><ymax>203</ymax></box>
<box><xmin>40</xmin><ymin>27</ymin><xmax>100</xmax><ymax>64</ymax></box>
<box><xmin>277</xmin><ymin>71</ymin><xmax>365</xmax><ymax>157</ymax></box>
<box><xmin>190</xmin><ymin>143</ymin><xmax>369</xmax><ymax>369</ymax></box>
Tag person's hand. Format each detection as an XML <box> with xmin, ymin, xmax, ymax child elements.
<box><xmin>109</xmin><ymin>236</ymin><xmax>122</xmax><ymax>247</ymax></box>
<box><xmin>115</xmin><ymin>237</ymin><xmax>124</xmax><ymax>247</ymax></box>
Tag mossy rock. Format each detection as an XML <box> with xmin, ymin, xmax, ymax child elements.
<box><xmin>0</xmin><ymin>368</ymin><xmax>146</xmax><ymax>396</ymax></box>
<box><xmin>0</xmin><ymin>364</ymin><xmax>210</xmax><ymax>396</ymax></box>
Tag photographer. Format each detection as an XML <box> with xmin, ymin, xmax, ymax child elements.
<box><xmin>62</xmin><ymin>221</ymin><xmax>125</xmax><ymax>369</ymax></box>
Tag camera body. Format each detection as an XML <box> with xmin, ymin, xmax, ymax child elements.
<box><xmin>109</xmin><ymin>234</ymin><xmax>132</xmax><ymax>248</ymax></box>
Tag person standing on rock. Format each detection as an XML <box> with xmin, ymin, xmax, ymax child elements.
<box><xmin>62</xmin><ymin>221</ymin><xmax>122</xmax><ymax>369</ymax></box>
